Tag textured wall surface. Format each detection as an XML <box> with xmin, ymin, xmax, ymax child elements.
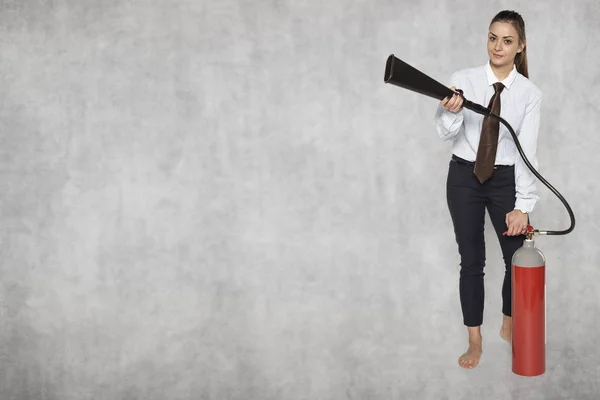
<box><xmin>1</xmin><ymin>0</ymin><xmax>599</xmax><ymax>399</ymax></box>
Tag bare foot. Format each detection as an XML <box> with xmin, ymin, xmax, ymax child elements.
<box><xmin>500</xmin><ymin>315</ymin><xmax>512</xmax><ymax>344</ymax></box>
<box><xmin>458</xmin><ymin>339</ymin><xmax>482</xmax><ymax>369</ymax></box>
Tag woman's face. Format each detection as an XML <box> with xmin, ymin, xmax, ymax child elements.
<box><xmin>487</xmin><ymin>21</ymin><xmax>524</xmax><ymax>69</ymax></box>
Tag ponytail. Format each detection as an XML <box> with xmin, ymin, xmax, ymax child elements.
<box><xmin>515</xmin><ymin>47</ymin><xmax>528</xmax><ymax>78</ymax></box>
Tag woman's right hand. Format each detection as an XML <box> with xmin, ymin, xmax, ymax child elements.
<box><xmin>440</xmin><ymin>86</ymin><xmax>464</xmax><ymax>113</ymax></box>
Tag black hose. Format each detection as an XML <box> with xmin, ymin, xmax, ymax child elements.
<box><xmin>460</xmin><ymin>95</ymin><xmax>575</xmax><ymax>236</ymax></box>
<box><xmin>380</xmin><ymin>54</ymin><xmax>575</xmax><ymax>236</ymax></box>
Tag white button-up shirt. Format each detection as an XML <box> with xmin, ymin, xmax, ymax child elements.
<box><xmin>434</xmin><ymin>61</ymin><xmax>542</xmax><ymax>213</ymax></box>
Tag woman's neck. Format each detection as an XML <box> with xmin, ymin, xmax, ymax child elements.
<box><xmin>490</xmin><ymin>61</ymin><xmax>513</xmax><ymax>81</ymax></box>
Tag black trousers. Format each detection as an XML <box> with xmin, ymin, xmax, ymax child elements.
<box><xmin>446</xmin><ymin>155</ymin><xmax>526</xmax><ymax>327</ymax></box>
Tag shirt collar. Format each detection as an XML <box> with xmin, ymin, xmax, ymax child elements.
<box><xmin>484</xmin><ymin>61</ymin><xmax>517</xmax><ymax>89</ymax></box>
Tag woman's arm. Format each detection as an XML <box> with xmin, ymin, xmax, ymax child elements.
<box><xmin>513</xmin><ymin>90</ymin><xmax>543</xmax><ymax>213</ymax></box>
<box><xmin>434</xmin><ymin>72</ymin><xmax>464</xmax><ymax>141</ymax></box>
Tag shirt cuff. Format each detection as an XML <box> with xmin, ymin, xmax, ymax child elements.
<box><xmin>514</xmin><ymin>197</ymin><xmax>538</xmax><ymax>214</ymax></box>
<box><xmin>435</xmin><ymin>106</ymin><xmax>463</xmax><ymax>139</ymax></box>
<box><xmin>441</xmin><ymin>108</ymin><xmax>463</xmax><ymax>127</ymax></box>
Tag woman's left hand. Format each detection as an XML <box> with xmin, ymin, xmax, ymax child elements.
<box><xmin>505</xmin><ymin>210</ymin><xmax>528</xmax><ymax>236</ymax></box>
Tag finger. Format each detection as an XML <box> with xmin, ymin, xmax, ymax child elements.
<box><xmin>449</xmin><ymin>95</ymin><xmax>461</xmax><ymax>112</ymax></box>
<box><xmin>449</xmin><ymin>100</ymin><xmax>460</xmax><ymax>112</ymax></box>
<box><xmin>453</xmin><ymin>96</ymin><xmax>464</xmax><ymax>111</ymax></box>
<box><xmin>446</xmin><ymin>94</ymin><xmax>457</xmax><ymax>107</ymax></box>
<box><xmin>441</xmin><ymin>90</ymin><xmax>456</xmax><ymax>106</ymax></box>
<box><xmin>514</xmin><ymin>223</ymin><xmax>522</xmax><ymax>236</ymax></box>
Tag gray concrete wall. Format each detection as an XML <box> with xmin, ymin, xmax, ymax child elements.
<box><xmin>1</xmin><ymin>0</ymin><xmax>598</xmax><ymax>399</ymax></box>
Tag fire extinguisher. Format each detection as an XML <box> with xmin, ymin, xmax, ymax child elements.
<box><xmin>507</xmin><ymin>225</ymin><xmax>546</xmax><ymax>376</ymax></box>
<box><xmin>383</xmin><ymin>54</ymin><xmax>577</xmax><ymax>376</ymax></box>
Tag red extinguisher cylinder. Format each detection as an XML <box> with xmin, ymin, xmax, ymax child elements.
<box><xmin>511</xmin><ymin>235</ymin><xmax>546</xmax><ymax>376</ymax></box>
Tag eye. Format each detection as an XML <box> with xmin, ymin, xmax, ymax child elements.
<box><xmin>489</xmin><ymin>37</ymin><xmax>495</xmax><ymax>41</ymax></box>
<box><xmin>505</xmin><ymin>40</ymin><xmax>512</xmax><ymax>44</ymax></box>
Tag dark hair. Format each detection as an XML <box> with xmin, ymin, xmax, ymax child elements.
<box><xmin>490</xmin><ymin>10</ymin><xmax>528</xmax><ymax>78</ymax></box>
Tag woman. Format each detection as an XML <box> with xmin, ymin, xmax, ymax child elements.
<box><xmin>434</xmin><ymin>10</ymin><xmax>542</xmax><ymax>369</ymax></box>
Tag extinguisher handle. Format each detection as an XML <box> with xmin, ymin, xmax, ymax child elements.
<box><xmin>503</xmin><ymin>225</ymin><xmax>535</xmax><ymax>236</ymax></box>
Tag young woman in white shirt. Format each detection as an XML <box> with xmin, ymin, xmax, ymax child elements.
<box><xmin>435</xmin><ymin>10</ymin><xmax>541</xmax><ymax>369</ymax></box>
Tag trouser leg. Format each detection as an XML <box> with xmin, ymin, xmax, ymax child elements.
<box><xmin>484</xmin><ymin>166</ymin><xmax>526</xmax><ymax>317</ymax></box>
<box><xmin>446</xmin><ymin>160</ymin><xmax>487</xmax><ymax>327</ymax></box>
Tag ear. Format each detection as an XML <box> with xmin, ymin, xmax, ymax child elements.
<box><xmin>518</xmin><ymin>39</ymin><xmax>526</xmax><ymax>53</ymax></box>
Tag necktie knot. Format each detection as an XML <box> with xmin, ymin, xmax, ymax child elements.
<box><xmin>493</xmin><ymin>82</ymin><xmax>505</xmax><ymax>94</ymax></box>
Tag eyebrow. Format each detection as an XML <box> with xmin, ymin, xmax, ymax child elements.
<box><xmin>489</xmin><ymin>31</ymin><xmax>514</xmax><ymax>39</ymax></box>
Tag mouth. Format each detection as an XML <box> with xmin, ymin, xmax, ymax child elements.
<box><xmin>493</xmin><ymin>53</ymin><xmax>503</xmax><ymax>58</ymax></box>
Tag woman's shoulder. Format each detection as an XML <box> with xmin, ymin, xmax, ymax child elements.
<box><xmin>514</xmin><ymin>73</ymin><xmax>543</xmax><ymax>99</ymax></box>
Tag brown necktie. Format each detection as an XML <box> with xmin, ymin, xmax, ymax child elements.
<box><xmin>474</xmin><ymin>82</ymin><xmax>505</xmax><ymax>183</ymax></box>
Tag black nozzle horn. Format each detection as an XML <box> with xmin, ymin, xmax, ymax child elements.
<box><xmin>384</xmin><ymin>54</ymin><xmax>491</xmax><ymax>116</ymax></box>
<box><xmin>384</xmin><ymin>54</ymin><xmax>454</xmax><ymax>100</ymax></box>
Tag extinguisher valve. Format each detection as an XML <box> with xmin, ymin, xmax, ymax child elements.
<box><xmin>525</xmin><ymin>225</ymin><xmax>535</xmax><ymax>240</ymax></box>
<box><xmin>503</xmin><ymin>224</ymin><xmax>541</xmax><ymax>239</ymax></box>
